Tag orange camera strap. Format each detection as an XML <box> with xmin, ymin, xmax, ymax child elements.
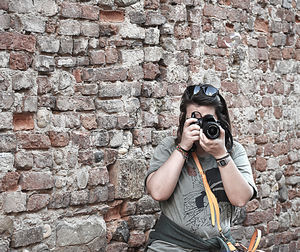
<box><xmin>192</xmin><ymin>152</ymin><xmax>261</xmax><ymax>252</ymax></box>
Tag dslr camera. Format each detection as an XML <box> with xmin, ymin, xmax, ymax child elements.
<box><xmin>191</xmin><ymin>112</ymin><xmax>220</xmax><ymax>139</ymax></box>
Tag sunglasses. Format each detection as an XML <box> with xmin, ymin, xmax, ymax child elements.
<box><xmin>192</xmin><ymin>84</ymin><xmax>219</xmax><ymax>97</ymax></box>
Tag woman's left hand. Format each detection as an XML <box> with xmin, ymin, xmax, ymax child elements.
<box><xmin>199</xmin><ymin>126</ymin><xmax>227</xmax><ymax>159</ymax></box>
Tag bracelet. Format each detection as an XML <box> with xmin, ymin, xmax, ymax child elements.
<box><xmin>176</xmin><ymin>144</ymin><xmax>189</xmax><ymax>159</ymax></box>
<box><xmin>215</xmin><ymin>153</ymin><xmax>230</xmax><ymax>161</ymax></box>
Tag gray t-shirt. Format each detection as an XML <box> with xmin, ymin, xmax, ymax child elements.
<box><xmin>146</xmin><ymin>136</ymin><xmax>257</xmax><ymax>240</ymax></box>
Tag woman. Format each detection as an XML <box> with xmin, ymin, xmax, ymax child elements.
<box><xmin>145</xmin><ymin>84</ymin><xmax>257</xmax><ymax>252</ymax></box>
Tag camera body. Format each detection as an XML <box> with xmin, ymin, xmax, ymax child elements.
<box><xmin>191</xmin><ymin>112</ymin><xmax>220</xmax><ymax>139</ymax></box>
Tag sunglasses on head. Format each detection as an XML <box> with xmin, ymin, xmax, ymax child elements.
<box><xmin>192</xmin><ymin>84</ymin><xmax>219</xmax><ymax>97</ymax></box>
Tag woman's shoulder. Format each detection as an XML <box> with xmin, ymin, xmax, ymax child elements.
<box><xmin>231</xmin><ymin>140</ymin><xmax>247</xmax><ymax>156</ymax></box>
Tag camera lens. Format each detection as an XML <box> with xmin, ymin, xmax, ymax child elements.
<box><xmin>204</xmin><ymin>124</ymin><xmax>220</xmax><ymax>139</ymax></box>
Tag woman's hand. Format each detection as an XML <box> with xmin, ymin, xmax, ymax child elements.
<box><xmin>199</xmin><ymin>125</ymin><xmax>227</xmax><ymax>159</ymax></box>
<box><xmin>179</xmin><ymin>118</ymin><xmax>201</xmax><ymax>151</ymax></box>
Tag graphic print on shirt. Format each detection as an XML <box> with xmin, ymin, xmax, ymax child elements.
<box><xmin>183</xmin><ymin>166</ymin><xmax>230</xmax><ymax>232</ymax></box>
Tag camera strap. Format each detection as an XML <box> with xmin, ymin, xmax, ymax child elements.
<box><xmin>191</xmin><ymin>152</ymin><xmax>261</xmax><ymax>252</ymax></box>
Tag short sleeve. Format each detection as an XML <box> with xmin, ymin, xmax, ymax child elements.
<box><xmin>231</xmin><ymin>141</ymin><xmax>258</xmax><ymax>200</ymax></box>
<box><xmin>144</xmin><ymin>136</ymin><xmax>176</xmax><ymax>188</ymax></box>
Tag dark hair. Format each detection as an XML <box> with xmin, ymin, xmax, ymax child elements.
<box><xmin>176</xmin><ymin>85</ymin><xmax>233</xmax><ymax>151</ymax></box>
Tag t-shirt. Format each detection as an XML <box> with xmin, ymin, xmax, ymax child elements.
<box><xmin>146</xmin><ymin>136</ymin><xmax>257</xmax><ymax>240</ymax></box>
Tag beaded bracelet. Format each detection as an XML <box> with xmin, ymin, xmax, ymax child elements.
<box><xmin>176</xmin><ymin>144</ymin><xmax>189</xmax><ymax>159</ymax></box>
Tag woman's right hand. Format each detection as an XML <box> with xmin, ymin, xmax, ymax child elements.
<box><xmin>179</xmin><ymin>118</ymin><xmax>201</xmax><ymax>151</ymax></box>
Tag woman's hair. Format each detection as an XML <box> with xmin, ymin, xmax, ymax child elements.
<box><xmin>176</xmin><ymin>85</ymin><xmax>233</xmax><ymax>151</ymax></box>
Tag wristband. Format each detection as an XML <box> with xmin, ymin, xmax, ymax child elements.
<box><xmin>176</xmin><ymin>144</ymin><xmax>189</xmax><ymax>159</ymax></box>
<box><xmin>215</xmin><ymin>153</ymin><xmax>230</xmax><ymax>161</ymax></box>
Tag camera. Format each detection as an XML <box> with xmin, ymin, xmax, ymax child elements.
<box><xmin>191</xmin><ymin>112</ymin><xmax>220</xmax><ymax>139</ymax></box>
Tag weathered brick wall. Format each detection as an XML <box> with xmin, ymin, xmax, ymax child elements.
<box><xmin>0</xmin><ymin>0</ymin><xmax>299</xmax><ymax>251</ymax></box>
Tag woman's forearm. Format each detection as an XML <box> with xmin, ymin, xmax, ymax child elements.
<box><xmin>219</xmin><ymin>158</ymin><xmax>253</xmax><ymax>206</ymax></box>
<box><xmin>146</xmin><ymin>150</ymin><xmax>186</xmax><ymax>201</ymax></box>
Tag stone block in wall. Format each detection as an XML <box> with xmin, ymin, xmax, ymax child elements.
<box><xmin>38</xmin><ymin>36</ymin><xmax>60</xmax><ymax>53</ymax></box>
<box><xmin>8</xmin><ymin>0</ymin><xmax>34</xmax><ymax>13</ymax></box>
<box><xmin>95</xmin><ymin>100</ymin><xmax>123</xmax><ymax>113</ymax></box>
<box><xmin>34</xmin><ymin>0</ymin><xmax>58</xmax><ymax>16</ymax></box>
<box><xmin>15</xmin><ymin>151</ymin><xmax>33</xmax><ymax>170</ymax></box>
<box><xmin>143</xmin><ymin>62</ymin><xmax>160</xmax><ymax>80</ymax></box>
<box><xmin>109</xmin><ymin>159</ymin><xmax>147</xmax><ymax>199</ymax></box>
<box><xmin>83</xmin><ymin>68</ymin><xmax>127</xmax><ymax>82</ymax></box>
<box><xmin>23</xmin><ymin>96</ymin><xmax>38</xmax><ymax>112</ymax></box>
<box><xmin>81</xmin><ymin>22</ymin><xmax>100</xmax><ymax>37</ymax></box>
<box><xmin>0</xmin><ymin>112</ymin><xmax>12</xmax><ymax>130</ymax></box>
<box><xmin>129</xmin><ymin>11</ymin><xmax>146</xmax><ymax>24</ymax></box>
<box><xmin>92</xmin><ymin>130</ymin><xmax>110</xmax><ymax>147</ymax></box>
<box><xmin>0</xmin><ymin>134</ymin><xmax>16</xmax><ymax>152</ymax></box>
<box><xmin>132</xmin><ymin>128</ymin><xmax>152</xmax><ymax>146</ymax></box>
<box><xmin>11</xmin><ymin>71</ymin><xmax>35</xmax><ymax>91</ymax></box>
<box><xmin>19</xmin><ymin>172</ymin><xmax>54</xmax><ymax>191</ymax></box>
<box><xmin>27</xmin><ymin>194</ymin><xmax>50</xmax><ymax>211</ymax></box>
<box><xmin>119</xmin><ymin>23</ymin><xmax>145</xmax><ymax>39</ymax></box>
<box><xmin>61</xmin><ymin>2</ymin><xmax>81</xmax><ymax>18</ymax></box>
<box><xmin>58</xmin><ymin>20</ymin><xmax>81</xmax><ymax>36</ymax></box>
<box><xmin>70</xmin><ymin>190</ymin><xmax>89</xmax><ymax>205</ymax></box>
<box><xmin>100</xmin><ymin>10</ymin><xmax>125</xmax><ymax>22</ymax></box>
<box><xmin>89</xmin><ymin>186</ymin><xmax>109</xmax><ymax>203</ymax></box>
<box><xmin>11</xmin><ymin>226</ymin><xmax>44</xmax><ymax>248</ymax></box>
<box><xmin>145</xmin><ymin>11</ymin><xmax>166</xmax><ymax>26</ymax></box>
<box><xmin>0</xmin><ymin>51</ymin><xmax>9</xmax><ymax>67</ymax></box>
<box><xmin>0</xmin><ymin>216</ymin><xmax>13</xmax><ymax>237</ymax></box>
<box><xmin>115</xmin><ymin>0</ymin><xmax>139</xmax><ymax>6</ymax></box>
<box><xmin>33</xmin><ymin>55</ymin><xmax>55</xmax><ymax>72</ymax></box>
<box><xmin>56</xmin><ymin>216</ymin><xmax>106</xmax><ymax>246</ymax></box>
<box><xmin>20</xmin><ymin>15</ymin><xmax>46</xmax><ymax>33</ymax></box>
<box><xmin>3</xmin><ymin>191</ymin><xmax>27</xmax><ymax>213</ymax></box>
<box><xmin>144</xmin><ymin>47</ymin><xmax>163</xmax><ymax>62</ymax></box>
<box><xmin>81</xmin><ymin>5</ymin><xmax>99</xmax><ymax>20</ymax></box>
<box><xmin>17</xmin><ymin>133</ymin><xmax>51</xmax><ymax>149</ymax></box>
<box><xmin>121</xmin><ymin>49</ymin><xmax>144</xmax><ymax>67</ymax></box>
<box><xmin>48</xmin><ymin>192</ymin><xmax>71</xmax><ymax>209</ymax></box>
<box><xmin>59</xmin><ymin>37</ymin><xmax>73</xmax><ymax>55</ymax></box>
<box><xmin>144</xmin><ymin>28</ymin><xmax>160</xmax><ymax>45</ymax></box>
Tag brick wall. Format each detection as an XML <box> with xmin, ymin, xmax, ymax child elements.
<box><xmin>0</xmin><ymin>0</ymin><xmax>299</xmax><ymax>251</ymax></box>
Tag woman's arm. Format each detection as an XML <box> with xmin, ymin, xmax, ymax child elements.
<box><xmin>146</xmin><ymin>118</ymin><xmax>200</xmax><ymax>201</ymax></box>
<box><xmin>199</xmin><ymin>128</ymin><xmax>254</xmax><ymax>206</ymax></box>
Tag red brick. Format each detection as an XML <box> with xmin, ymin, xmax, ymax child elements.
<box><xmin>71</xmin><ymin>131</ymin><xmax>90</xmax><ymax>149</ymax></box>
<box><xmin>103</xmin><ymin>149</ymin><xmax>118</xmax><ymax>166</ymax></box>
<box><xmin>13</xmin><ymin>113</ymin><xmax>34</xmax><ymax>131</ymax></box>
<box><xmin>215</xmin><ymin>58</ymin><xmax>227</xmax><ymax>71</ymax></box>
<box><xmin>80</xmin><ymin>114</ymin><xmax>97</xmax><ymax>130</ymax></box>
<box><xmin>100</xmin><ymin>10</ymin><xmax>125</xmax><ymax>23</ymax></box>
<box><xmin>78</xmin><ymin>150</ymin><xmax>93</xmax><ymax>165</ymax></box>
<box><xmin>143</xmin><ymin>62</ymin><xmax>160</xmax><ymax>80</ymax></box>
<box><xmin>128</xmin><ymin>231</ymin><xmax>145</xmax><ymax>247</ymax></box>
<box><xmin>73</xmin><ymin>69</ymin><xmax>82</xmax><ymax>83</ymax></box>
<box><xmin>144</xmin><ymin>0</ymin><xmax>160</xmax><ymax>9</ymax></box>
<box><xmin>17</xmin><ymin>133</ymin><xmax>51</xmax><ymax>149</ymax></box>
<box><xmin>132</xmin><ymin>128</ymin><xmax>152</xmax><ymax>146</ymax></box>
<box><xmin>0</xmin><ymin>32</ymin><xmax>36</xmax><ymax>52</ymax></box>
<box><xmin>1</xmin><ymin>172</ymin><xmax>20</xmax><ymax>191</ymax></box>
<box><xmin>255</xmin><ymin>156</ymin><xmax>267</xmax><ymax>172</ymax></box>
<box><xmin>261</xmin><ymin>96</ymin><xmax>272</xmax><ymax>107</ymax></box>
<box><xmin>282</xmin><ymin>48</ymin><xmax>295</xmax><ymax>59</ymax></box>
<box><xmin>158</xmin><ymin>112</ymin><xmax>178</xmax><ymax>128</ymax></box>
<box><xmin>204</xmin><ymin>46</ymin><xmax>226</xmax><ymax>56</ymax></box>
<box><xmin>255</xmin><ymin>135</ymin><xmax>268</xmax><ymax>144</ymax></box>
<box><xmin>174</xmin><ymin>24</ymin><xmax>191</xmax><ymax>39</ymax></box>
<box><xmin>244</xmin><ymin>209</ymin><xmax>274</xmax><ymax>226</ymax></box>
<box><xmin>120</xmin><ymin>201</ymin><xmax>136</xmax><ymax>217</ymax></box>
<box><xmin>20</xmin><ymin>172</ymin><xmax>54</xmax><ymax>191</ymax></box>
<box><xmin>88</xmin><ymin>168</ymin><xmax>109</xmax><ymax>186</ymax></box>
<box><xmin>231</xmin><ymin>0</ymin><xmax>250</xmax><ymax>10</ymax></box>
<box><xmin>27</xmin><ymin>194</ymin><xmax>50</xmax><ymax>211</ymax></box>
<box><xmin>254</xmin><ymin>18</ymin><xmax>269</xmax><ymax>33</ymax></box>
<box><xmin>264</xmin><ymin>143</ymin><xmax>274</xmax><ymax>156</ymax></box>
<box><xmin>49</xmin><ymin>131</ymin><xmax>70</xmax><ymax>147</ymax></box>
<box><xmin>203</xmin><ymin>4</ymin><xmax>227</xmax><ymax>19</ymax></box>
<box><xmin>246</xmin><ymin>199</ymin><xmax>260</xmax><ymax>212</ymax></box>
<box><xmin>81</xmin><ymin>5</ymin><xmax>99</xmax><ymax>20</ymax></box>
<box><xmin>273</xmin><ymin>142</ymin><xmax>289</xmax><ymax>157</ymax></box>
<box><xmin>295</xmin><ymin>49</ymin><xmax>300</xmax><ymax>61</ymax></box>
<box><xmin>0</xmin><ymin>0</ymin><xmax>9</xmax><ymax>10</ymax></box>
<box><xmin>269</xmin><ymin>47</ymin><xmax>282</xmax><ymax>60</ymax></box>
<box><xmin>273</xmin><ymin>106</ymin><xmax>282</xmax><ymax>119</ymax></box>
<box><xmin>221</xmin><ymin>81</ymin><xmax>238</xmax><ymax>94</ymax></box>
<box><xmin>9</xmin><ymin>52</ymin><xmax>32</xmax><ymax>71</ymax></box>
